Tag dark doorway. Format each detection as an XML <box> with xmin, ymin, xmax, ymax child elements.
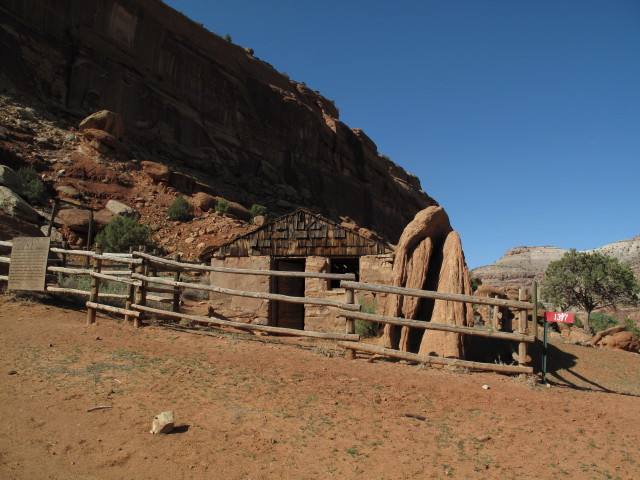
<box><xmin>271</xmin><ymin>258</ymin><xmax>306</xmax><ymax>330</ymax></box>
<box><xmin>329</xmin><ymin>257</ymin><xmax>359</xmax><ymax>289</ymax></box>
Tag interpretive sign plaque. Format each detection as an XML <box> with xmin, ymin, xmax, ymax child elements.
<box><xmin>8</xmin><ymin>237</ymin><xmax>51</xmax><ymax>291</ymax></box>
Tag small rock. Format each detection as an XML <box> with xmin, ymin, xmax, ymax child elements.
<box><xmin>95</xmin><ymin>336</ymin><xmax>101</xmax><ymax>341</ymax></box>
<box><xmin>150</xmin><ymin>411</ymin><xmax>175</xmax><ymax>434</ymax></box>
<box><xmin>476</xmin><ymin>435</ymin><xmax>491</xmax><ymax>442</ymax></box>
<box><xmin>482</xmin><ymin>384</ymin><xmax>490</xmax><ymax>390</ymax></box>
<box><xmin>8</xmin><ymin>370</ymin><xmax>17</xmax><ymax>375</ymax></box>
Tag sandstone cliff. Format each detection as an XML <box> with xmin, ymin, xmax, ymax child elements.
<box><xmin>0</xmin><ymin>0</ymin><xmax>435</xmax><ymax>242</ymax></box>
<box><xmin>472</xmin><ymin>236</ymin><xmax>640</xmax><ymax>288</ymax></box>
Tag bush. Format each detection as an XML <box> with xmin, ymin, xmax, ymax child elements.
<box><xmin>95</xmin><ymin>216</ymin><xmax>153</xmax><ymax>253</ymax></box>
<box><xmin>215</xmin><ymin>198</ymin><xmax>229</xmax><ymax>213</ymax></box>
<box><xmin>167</xmin><ymin>195</ymin><xmax>193</xmax><ymax>221</ymax></box>
<box><xmin>356</xmin><ymin>298</ymin><xmax>380</xmax><ymax>338</ymax></box>
<box><xmin>16</xmin><ymin>166</ymin><xmax>47</xmax><ymax>205</ymax></box>
<box><xmin>250</xmin><ymin>203</ymin><xmax>268</xmax><ymax>219</ymax></box>
<box><xmin>224</xmin><ymin>33</ymin><xmax>232</xmax><ymax>42</ymax></box>
<box><xmin>623</xmin><ymin>318</ymin><xmax>640</xmax><ymax>337</ymax></box>
<box><xmin>589</xmin><ymin>312</ymin><xmax>618</xmax><ymax>333</ymax></box>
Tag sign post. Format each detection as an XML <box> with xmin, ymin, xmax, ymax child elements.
<box><xmin>542</xmin><ymin>311</ymin><xmax>575</xmax><ymax>383</ymax></box>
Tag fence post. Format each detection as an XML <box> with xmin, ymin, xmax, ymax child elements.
<box><xmin>87</xmin><ymin>244</ymin><xmax>102</xmax><ymax>325</ymax></box>
<box><xmin>172</xmin><ymin>253</ymin><xmax>181</xmax><ymax>313</ymax></box>
<box><xmin>125</xmin><ymin>246</ymin><xmax>135</xmax><ymax>323</ymax></box>
<box><xmin>133</xmin><ymin>246</ymin><xmax>148</xmax><ymax>328</ymax></box>
<box><xmin>345</xmin><ymin>287</ymin><xmax>356</xmax><ymax>360</ymax></box>
<box><xmin>518</xmin><ymin>288</ymin><xmax>527</xmax><ymax>368</ymax></box>
<box><xmin>532</xmin><ymin>281</ymin><xmax>538</xmax><ymax>339</ymax></box>
<box><xmin>61</xmin><ymin>240</ymin><xmax>68</xmax><ymax>268</ymax></box>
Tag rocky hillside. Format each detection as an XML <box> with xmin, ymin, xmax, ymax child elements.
<box><xmin>0</xmin><ymin>0</ymin><xmax>435</xmax><ymax>243</ymax></box>
<box><xmin>472</xmin><ymin>236</ymin><xmax>640</xmax><ymax>288</ymax></box>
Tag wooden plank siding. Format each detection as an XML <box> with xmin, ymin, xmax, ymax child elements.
<box><xmin>213</xmin><ymin>208</ymin><xmax>392</xmax><ymax>258</ymax></box>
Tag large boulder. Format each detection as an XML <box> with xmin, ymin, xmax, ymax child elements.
<box><xmin>141</xmin><ymin>161</ymin><xmax>171</xmax><ymax>182</ymax></box>
<box><xmin>192</xmin><ymin>192</ymin><xmax>217</xmax><ymax>212</ymax></box>
<box><xmin>79</xmin><ymin>110</ymin><xmax>124</xmax><ymax>138</ymax></box>
<box><xmin>0</xmin><ymin>186</ymin><xmax>40</xmax><ymax>222</ymax></box>
<box><xmin>226</xmin><ymin>200</ymin><xmax>251</xmax><ymax>222</ymax></box>
<box><xmin>105</xmin><ymin>200</ymin><xmax>136</xmax><ymax>216</ymax></box>
<box><xmin>381</xmin><ymin>206</ymin><xmax>454</xmax><ymax>352</ymax></box>
<box><xmin>600</xmin><ymin>331</ymin><xmax>640</xmax><ymax>353</ymax></box>
<box><xmin>0</xmin><ymin>165</ymin><xmax>27</xmax><ymax>196</ymax></box>
<box><xmin>58</xmin><ymin>208</ymin><xmax>114</xmax><ymax>232</ymax></box>
<box><xmin>419</xmin><ymin>231</ymin><xmax>474</xmax><ymax>358</ymax></box>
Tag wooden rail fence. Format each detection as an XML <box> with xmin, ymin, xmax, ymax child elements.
<box><xmin>337</xmin><ymin>280</ymin><xmax>538</xmax><ymax>374</ymax></box>
<box><xmin>1</xmin><ymin>240</ymin><xmax>540</xmax><ymax>374</ymax></box>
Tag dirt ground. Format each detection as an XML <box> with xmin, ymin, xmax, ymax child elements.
<box><xmin>1</xmin><ymin>294</ymin><xmax>639</xmax><ymax>480</ymax></box>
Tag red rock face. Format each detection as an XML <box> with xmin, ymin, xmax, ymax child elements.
<box><xmin>0</xmin><ymin>0</ymin><xmax>436</xmax><ymax>243</ymax></box>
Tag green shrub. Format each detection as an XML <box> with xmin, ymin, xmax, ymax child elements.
<box><xmin>17</xmin><ymin>166</ymin><xmax>47</xmax><ymax>205</ymax></box>
<box><xmin>215</xmin><ymin>198</ymin><xmax>229</xmax><ymax>213</ymax></box>
<box><xmin>623</xmin><ymin>318</ymin><xmax>640</xmax><ymax>337</ymax></box>
<box><xmin>250</xmin><ymin>203</ymin><xmax>268</xmax><ymax>219</ymax></box>
<box><xmin>167</xmin><ymin>195</ymin><xmax>193</xmax><ymax>221</ymax></box>
<box><xmin>589</xmin><ymin>312</ymin><xmax>618</xmax><ymax>333</ymax></box>
<box><xmin>95</xmin><ymin>216</ymin><xmax>153</xmax><ymax>253</ymax></box>
<box><xmin>224</xmin><ymin>33</ymin><xmax>232</xmax><ymax>42</ymax></box>
<box><xmin>356</xmin><ymin>298</ymin><xmax>380</xmax><ymax>338</ymax></box>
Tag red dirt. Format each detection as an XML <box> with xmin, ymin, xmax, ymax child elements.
<box><xmin>1</xmin><ymin>294</ymin><xmax>639</xmax><ymax>479</ymax></box>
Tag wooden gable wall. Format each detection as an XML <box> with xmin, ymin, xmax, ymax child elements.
<box><xmin>216</xmin><ymin>209</ymin><xmax>390</xmax><ymax>257</ymax></box>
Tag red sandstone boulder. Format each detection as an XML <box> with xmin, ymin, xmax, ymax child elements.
<box><xmin>192</xmin><ymin>192</ymin><xmax>217</xmax><ymax>212</ymax></box>
<box><xmin>58</xmin><ymin>208</ymin><xmax>114</xmax><ymax>232</ymax></box>
<box><xmin>141</xmin><ymin>161</ymin><xmax>171</xmax><ymax>182</ymax></box>
<box><xmin>79</xmin><ymin>110</ymin><xmax>124</xmax><ymax>138</ymax></box>
<box><xmin>419</xmin><ymin>231</ymin><xmax>473</xmax><ymax>358</ymax></box>
<box><xmin>600</xmin><ymin>331</ymin><xmax>640</xmax><ymax>353</ymax></box>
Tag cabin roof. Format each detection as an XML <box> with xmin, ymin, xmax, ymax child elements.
<box><xmin>202</xmin><ymin>207</ymin><xmax>392</xmax><ymax>260</ymax></box>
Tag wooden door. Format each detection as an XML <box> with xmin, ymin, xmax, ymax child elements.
<box><xmin>271</xmin><ymin>258</ymin><xmax>305</xmax><ymax>330</ymax></box>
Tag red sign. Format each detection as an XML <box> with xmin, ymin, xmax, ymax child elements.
<box><xmin>545</xmin><ymin>311</ymin><xmax>575</xmax><ymax>324</ymax></box>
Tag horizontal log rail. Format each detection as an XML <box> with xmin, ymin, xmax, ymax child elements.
<box><xmin>48</xmin><ymin>266</ymin><xmax>92</xmax><ymax>275</ymax></box>
<box><xmin>133</xmin><ymin>251</ymin><xmax>356</xmax><ymax>280</ymax></box>
<box><xmin>86</xmin><ymin>301</ymin><xmax>140</xmax><ymax>318</ymax></box>
<box><xmin>0</xmin><ymin>275</ymin><xmax>8</xmax><ymax>282</ymax></box>
<box><xmin>131</xmin><ymin>304</ymin><xmax>360</xmax><ymax>341</ymax></box>
<box><xmin>131</xmin><ymin>273</ymin><xmax>360</xmax><ymax>311</ymax></box>
<box><xmin>0</xmin><ymin>240</ymin><xmax>13</xmax><ymax>247</ymax></box>
<box><xmin>0</xmin><ymin>256</ymin><xmax>10</xmax><ymax>264</ymax></box>
<box><xmin>340</xmin><ymin>280</ymin><xmax>533</xmax><ymax>310</ymax></box>
<box><xmin>89</xmin><ymin>271</ymin><xmax>140</xmax><ymax>286</ymax></box>
<box><xmin>338</xmin><ymin>310</ymin><xmax>536</xmax><ymax>343</ymax></box>
<box><xmin>337</xmin><ymin>341</ymin><xmax>533</xmax><ymax>374</ymax></box>
<box><xmin>49</xmin><ymin>248</ymin><xmax>142</xmax><ymax>264</ymax></box>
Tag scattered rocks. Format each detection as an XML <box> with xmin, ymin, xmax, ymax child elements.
<box><xmin>150</xmin><ymin>411</ymin><xmax>175</xmax><ymax>434</ymax></box>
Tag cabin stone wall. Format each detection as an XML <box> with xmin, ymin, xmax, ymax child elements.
<box><xmin>208</xmin><ymin>256</ymin><xmax>270</xmax><ymax>324</ymax></box>
<box><xmin>304</xmin><ymin>256</ymin><xmax>348</xmax><ymax>333</ymax></box>
<box><xmin>208</xmin><ymin>253</ymin><xmax>395</xmax><ymax>332</ymax></box>
<box><xmin>359</xmin><ymin>254</ymin><xmax>395</xmax><ymax>316</ymax></box>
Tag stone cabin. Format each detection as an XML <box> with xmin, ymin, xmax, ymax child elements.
<box><xmin>202</xmin><ymin>208</ymin><xmax>395</xmax><ymax>332</ymax></box>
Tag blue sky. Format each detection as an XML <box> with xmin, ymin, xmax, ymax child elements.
<box><xmin>163</xmin><ymin>0</ymin><xmax>640</xmax><ymax>269</ymax></box>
